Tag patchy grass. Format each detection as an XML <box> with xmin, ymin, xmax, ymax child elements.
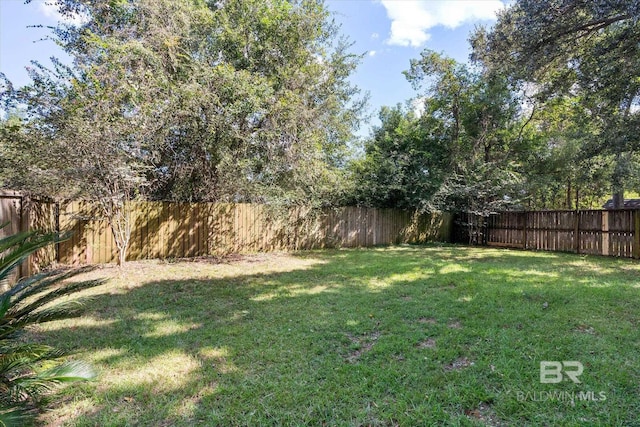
<box><xmin>34</xmin><ymin>245</ymin><xmax>640</xmax><ymax>426</ymax></box>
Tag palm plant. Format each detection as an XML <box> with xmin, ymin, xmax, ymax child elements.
<box><xmin>0</xmin><ymin>225</ymin><xmax>102</xmax><ymax>426</ymax></box>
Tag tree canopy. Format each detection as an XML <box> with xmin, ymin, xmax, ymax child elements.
<box><xmin>2</xmin><ymin>0</ymin><xmax>636</xmax><ymax>231</ymax></box>
<box><xmin>471</xmin><ymin>0</ymin><xmax>640</xmax><ymax>207</ymax></box>
<box><xmin>1</xmin><ymin>0</ymin><xmax>364</xmax><ymax>207</ymax></box>
<box><xmin>351</xmin><ymin>51</ymin><xmax>529</xmax><ymax>219</ymax></box>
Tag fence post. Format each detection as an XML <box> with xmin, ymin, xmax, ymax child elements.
<box><xmin>522</xmin><ymin>211</ymin><xmax>528</xmax><ymax>250</ymax></box>
<box><xmin>634</xmin><ymin>210</ymin><xmax>640</xmax><ymax>259</ymax></box>
<box><xmin>574</xmin><ymin>210</ymin><xmax>580</xmax><ymax>254</ymax></box>
<box><xmin>54</xmin><ymin>202</ymin><xmax>61</xmax><ymax>263</ymax></box>
<box><xmin>19</xmin><ymin>196</ymin><xmax>33</xmax><ymax>278</ymax></box>
<box><xmin>601</xmin><ymin>211</ymin><xmax>609</xmax><ymax>256</ymax></box>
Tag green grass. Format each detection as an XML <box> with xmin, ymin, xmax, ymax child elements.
<box><xmin>34</xmin><ymin>245</ymin><xmax>640</xmax><ymax>426</ymax></box>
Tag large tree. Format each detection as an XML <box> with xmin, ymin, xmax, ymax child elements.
<box><xmin>471</xmin><ymin>0</ymin><xmax>640</xmax><ymax>208</ymax></box>
<box><xmin>349</xmin><ymin>104</ymin><xmax>446</xmax><ymax>210</ymax></box>
<box><xmin>520</xmin><ymin>96</ymin><xmax>614</xmax><ymax>209</ymax></box>
<box><xmin>2</xmin><ymin>0</ymin><xmax>364</xmax><ymax>262</ymax></box>
<box><xmin>405</xmin><ymin>52</ymin><xmax>526</xmax><ymax>220</ymax></box>
<box><xmin>350</xmin><ymin>51</ymin><xmax>530</xmax><ymax>241</ymax></box>
<box><xmin>31</xmin><ymin>0</ymin><xmax>364</xmax><ymax>205</ymax></box>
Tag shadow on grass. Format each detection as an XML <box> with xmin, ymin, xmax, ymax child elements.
<box><xmin>38</xmin><ymin>245</ymin><xmax>640</xmax><ymax>426</ymax></box>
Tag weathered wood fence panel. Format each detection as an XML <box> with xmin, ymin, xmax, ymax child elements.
<box><xmin>459</xmin><ymin>209</ymin><xmax>640</xmax><ymax>259</ymax></box>
<box><xmin>0</xmin><ymin>192</ymin><xmax>57</xmax><ymax>285</ymax></box>
<box><xmin>1</xmin><ymin>196</ymin><xmax>452</xmax><ymax>270</ymax></box>
<box><xmin>50</xmin><ymin>202</ymin><xmax>452</xmax><ymax>265</ymax></box>
<box><xmin>0</xmin><ymin>192</ymin><xmax>24</xmax><ymax>285</ymax></box>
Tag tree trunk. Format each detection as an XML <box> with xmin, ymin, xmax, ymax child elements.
<box><xmin>612</xmin><ymin>152</ymin><xmax>625</xmax><ymax>209</ymax></box>
<box><xmin>612</xmin><ymin>191</ymin><xmax>624</xmax><ymax>209</ymax></box>
<box><xmin>104</xmin><ymin>201</ymin><xmax>132</xmax><ymax>267</ymax></box>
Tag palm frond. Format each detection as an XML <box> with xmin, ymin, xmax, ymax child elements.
<box><xmin>8</xmin><ymin>266</ymin><xmax>95</xmax><ymax>302</ymax></box>
<box><xmin>0</xmin><ymin>406</ymin><xmax>34</xmax><ymax>427</ymax></box>
<box><xmin>0</xmin><ymin>233</ymin><xmax>59</xmax><ymax>282</ymax></box>
<box><xmin>9</xmin><ymin>280</ymin><xmax>103</xmax><ymax>323</ymax></box>
<box><xmin>0</xmin><ymin>226</ymin><xmax>98</xmax><ymax>425</ymax></box>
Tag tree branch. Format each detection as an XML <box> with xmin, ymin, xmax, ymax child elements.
<box><xmin>535</xmin><ymin>13</ymin><xmax>630</xmax><ymax>51</ymax></box>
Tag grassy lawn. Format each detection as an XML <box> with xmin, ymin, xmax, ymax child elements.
<box><xmin>35</xmin><ymin>245</ymin><xmax>640</xmax><ymax>426</ymax></box>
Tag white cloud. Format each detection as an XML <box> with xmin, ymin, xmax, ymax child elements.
<box><xmin>380</xmin><ymin>0</ymin><xmax>505</xmax><ymax>47</ymax></box>
<box><xmin>411</xmin><ymin>97</ymin><xmax>426</xmax><ymax>117</ymax></box>
<box><xmin>37</xmin><ymin>0</ymin><xmax>88</xmax><ymax>26</ymax></box>
<box><xmin>369</xmin><ymin>50</ymin><xmax>377</xmax><ymax>57</ymax></box>
<box><xmin>371</xmin><ymin>32</ymin><xmax>380</xmax><ymax>39</ymax></box>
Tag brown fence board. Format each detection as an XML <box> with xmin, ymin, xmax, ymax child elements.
<box><xmin>2</xmin><ymin>193</ymin><xmax>489</xmax><ymax>274</ymax></box>
<box><xmin>23</xmin><ymin>202</ymin><xmax>448</xmax><ymax>266</ymax></box>
<box><xmin>471</xmin><ymin>209</ymin><xmax>640</xmax><ymax>259</ymax></box>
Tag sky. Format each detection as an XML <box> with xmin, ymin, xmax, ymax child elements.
<box><xmin>0</xmin><ymin>0</ymin><xmax>507</xmax><ymax>136</ymax></box>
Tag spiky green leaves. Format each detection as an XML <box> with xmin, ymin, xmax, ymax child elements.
<box><xmin>0</xmin><ymin>226</ymin><xmax>101</xmax><ymax>426</ymax></box>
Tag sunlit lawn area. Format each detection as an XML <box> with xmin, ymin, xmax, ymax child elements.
<box><xmin>36</xmin><ymin>245</ymin><xmax>640</xmax><ymax>426</ymax></box>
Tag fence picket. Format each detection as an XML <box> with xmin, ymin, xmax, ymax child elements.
<box><xmin>0</xmin><ymin>197</ymin><xmax>453</xmax><ymax>269</ymax></box>
<box><xmin>456</xmin><ymin>209</ymin><xmax>638</xmax><ymax>259</ymax></box>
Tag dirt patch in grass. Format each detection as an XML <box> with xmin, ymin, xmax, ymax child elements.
<box><xmin>574</xmin><ymin>324</ymin><xmax>596</xmax><ymax>334</ymax></box>
<box><xmin>418</xmin><ymin>317</ymin><xmax>438</xmax><ymax>324</ymax></box>
<box><xmin>465</xmin><ymin>402</ymin><xmax>503</xmax><ymax>426</ymax></box>
<box><xmin>444</xmin><ymin>357</ymin><xmax>474</xmax><ymax>371</ymax></box>
<box><xmin>345</xmin><ymin>331</ymin><xmax>381</xmax><ymax>363</ymax></box>
<box><xmin>447</xmin><ymin>320</ymin><xmax>462</xmax><ymax>329</ymax></box>
<box><xmin>417</xmin><ymin>338</ymin><xmax>436</xmax><ymax>349</ymax></box>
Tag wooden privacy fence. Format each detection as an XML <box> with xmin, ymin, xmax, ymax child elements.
<box><xmin>58</xmin><ymin>202</ymin><xmax>451</xmax><ymax>264</ymax></box>
<box><xmin>1</xmin><ymin>196</ymin><xmax>452</xmax><ymax>267</ymax></box>
<box><xmin>463</xmin><ymin>209</ymin><xmax>640</xmax><ymax>258</ymax></box>
<box><xmin>0</xmin><ymin>192</ymin><xmax>57</xmax><ymax>282</ymax></box>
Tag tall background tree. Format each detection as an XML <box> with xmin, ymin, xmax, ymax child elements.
<box><xmin>350</xmin><ymin>50</ymin><xmax>533</xmax><ymax>240</ymax></box>
<box><xmin>471</xmin><ymin>0</ymin><xmax>640</xmax><ymax>208</ymax></box>
<box><xmin>1</xmin><ymin>0</ymin><xmax>365</xmax><ymax>262</ymax></box>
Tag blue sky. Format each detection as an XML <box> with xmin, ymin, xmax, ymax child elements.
<box><xmin>0</xmin><ymin>0</ymin><xmax>506</xmax><ymax>135</ymax></box>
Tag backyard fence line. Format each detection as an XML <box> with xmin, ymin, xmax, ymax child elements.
<box><xmin>453</xmin><ymin>209</ymin><xmax>640</xmax><ymax>259</ymax></box>
<box><xmin>0</xmin><ymin>195</ymin><xmax>452</xmax><ymax>269</ymax></box>
<box><xmin>0</xmin><ymin>192</ymin><xmax>57</xmax><ymax>284</ymax></box>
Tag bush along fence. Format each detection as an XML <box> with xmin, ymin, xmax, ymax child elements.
<box><xmin>0</xmin><ymin>194</ymin><xmax>452</xmax><ymax>269</ymax></box>
<box><xmin>452</xmin><ymin>209</ymin><xmax>640</xmax><ymax>258</ymax></box>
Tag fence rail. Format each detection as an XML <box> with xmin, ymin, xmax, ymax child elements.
<box><xmin>1</xmin><ymin>195</ymin><xmax>452</xmax><ymax>270</ymax></box>
<box><xmin>455</xmin><ymin>209</ymin><xmax>640</xmax><ymax>259</ymax></box>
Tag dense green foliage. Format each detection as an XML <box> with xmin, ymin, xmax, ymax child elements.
<box><xmin>351</xmin><ymin>51</ymin><xmax>533</xmax><ymax>219</ymax></box>
<box><xmin>471</xmin><ymin>0</ymin><xmax>640</xmax><ymax>208</ymax></box>
<box><xmin>2</xmin><ymin>0</ymin><xmax>639</xmax><ymax>221</ymax></box>
<box><xmin>1</xmin><ymin>0</ymin><xmax>363</xmax><ymax>206</ymax></box>
<box><xmin>349</xmin><ymin>105</ymin><xmax>442</xmax><ymax>210</ymax></box>
<box><xmin>349</xmin><ymin>0</ymin><xmax>640</xmax><ymax>213</ymax></box>
<box><xmin>0</xmin><ymin>228</ymin><xmax>100</xmax><ymax>426</ymax></box>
